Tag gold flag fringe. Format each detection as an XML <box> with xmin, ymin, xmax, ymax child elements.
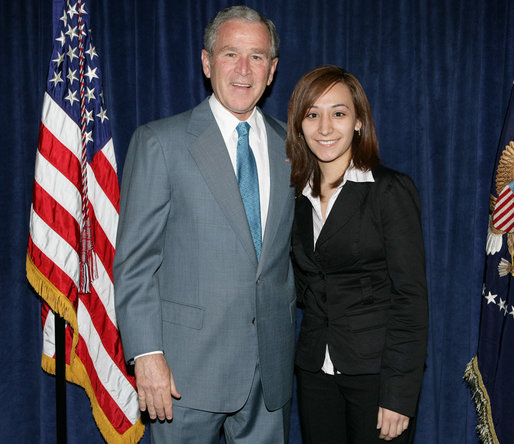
<box><xmin>26</xmin><ymin>253</ymin><xmax>79</xmax><ymax>358</ymax></box>
<box><xmin>41</xmin><ymin>352</ymin><xmax>146</xmax><ymax>444</ymax></box>
<box><xmin>27</xmin><ymin>254</ymin><xmax>145</xmax><ymax>443</ymax></box>
<box><xmin>464</xmin><ymin>357</ymin><xmax>500</xmax><ymax>444</ymax></box>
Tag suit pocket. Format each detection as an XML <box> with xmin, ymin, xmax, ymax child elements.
<box><xmin>161</xmin><ymin>299</ymin><xmax>205</xmax><ymax>330</ymax></box>
<box><xmin>347</xmin><ymin>309</ymin><xmax>388</xmax><ymax>358</ymax></box>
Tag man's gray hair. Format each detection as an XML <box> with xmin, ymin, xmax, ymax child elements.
<box><xmin>203</xmin><ymin>6</ymin><xmax>279</xmax><ymax>59</ymax></box>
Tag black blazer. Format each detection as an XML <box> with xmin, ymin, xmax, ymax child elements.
<box><xmin>292</xmin><ymin>165</ymin><xmax>428</xmax><ymax>417</ymax></box>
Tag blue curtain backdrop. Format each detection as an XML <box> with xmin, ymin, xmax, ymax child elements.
<box><xmin>1</xmin><ymin>0</ymin><xmax>513</xmax><ymax>442</ymax></box>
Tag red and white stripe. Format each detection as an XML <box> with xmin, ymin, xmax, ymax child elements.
<box><xmin>493</xmin><ymin>183</ymin><xmax>514</xmax><ymax>233</ymax></box>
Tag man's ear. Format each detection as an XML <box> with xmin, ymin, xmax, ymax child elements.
<box><xmin>201</xmin><ymin>50</ymin><xmax>211</xmax><ymax>79</ymax></box>
<box><xmin>267</xmin><ymin>57</ymin><xmax>278</xmax><ymax>86</ymax></box>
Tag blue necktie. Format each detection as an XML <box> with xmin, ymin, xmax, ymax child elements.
<box><xmin>236</xmin><ymin>122</ymin><xmax>262</xmax><ymax>260</ymax></box>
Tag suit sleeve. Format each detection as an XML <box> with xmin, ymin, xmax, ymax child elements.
<box><xmin>113</xmin><ymin>124</ymin><xmax>171</xmax><ymax>361</ymax></box>
<box><xmin>377</xmin><ymin>172</ymin><xmax>428</xmax><ymax>417</ymax></box>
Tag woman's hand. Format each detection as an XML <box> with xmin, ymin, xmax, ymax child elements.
<box><xmin>377</xmin><ymin>407</ymin><xmax>409</xmax><ymax>441</ymax></box>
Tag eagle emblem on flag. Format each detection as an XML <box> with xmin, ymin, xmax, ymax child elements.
<box><xmin>487</xmin><ymin>142</ymin><xmax>514</xmax><ymax>269</ymax></box>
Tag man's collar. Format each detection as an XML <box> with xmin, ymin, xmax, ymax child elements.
<box><xmin>208</xmin><ymin>94</ymin><xmax>259</xmax><ymax>129</ymax></box>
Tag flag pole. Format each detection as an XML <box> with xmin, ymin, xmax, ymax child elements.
<box><xmin>55</xmin><ymin>313</ymin><xmax>67</xmax><ymax>443</ymax></box>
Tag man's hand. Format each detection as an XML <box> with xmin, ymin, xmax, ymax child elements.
<box><xmin>134</xmin><ymin>354</ymin><xmax>181</xmax><ymax>421</ymax></box>
<box><xmin>377</xmin><ymin>407</ymin><xmax>409</xmax><ymax>441</ymax></box>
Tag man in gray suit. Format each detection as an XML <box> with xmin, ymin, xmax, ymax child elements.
<box><xmin>113</xmin><ymin>6</ymin><xmax>296</xmax><ymax>443</ymax></box>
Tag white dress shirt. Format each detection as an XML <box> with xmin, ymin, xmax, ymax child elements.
<box><xmin>302</xmin><ymin>163</ymin><xmax>375</xmax><ymax>375</ymax></box>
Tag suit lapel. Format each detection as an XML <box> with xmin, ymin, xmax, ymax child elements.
<box><xmin>315</xmin><ymin>181</ymin><xmax>370</xmax><ymax>249</ymax></box>
<box><xmin>295</xmin><ymin>195</ymin><xmax>316</xmax><ymax>256</ymax></box>
<box><xmin>185</xmin><ymin>99</ymin><xmax>257</xmax><ymax>265</ymax></box>
<box><xmin>259</xmin><ymin>115</ymin><xmax>290</xmax><ymax>269</ymax></box>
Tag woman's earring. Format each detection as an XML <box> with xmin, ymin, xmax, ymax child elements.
<box><xmin>358</xmin><ymin>128</ymin><xmax>361</xmax><ymax>136</ymax></box>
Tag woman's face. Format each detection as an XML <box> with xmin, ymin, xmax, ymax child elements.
<box><xmin>301</xmin><ymin>82</ymin><xmax>361</xmax><ymax>169</ymax></box>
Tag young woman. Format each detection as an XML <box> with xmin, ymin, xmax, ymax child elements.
<box><xmin>287</xmin><ymin>66</ymin><xmax>428</xmax><ymax>443</ymax></box>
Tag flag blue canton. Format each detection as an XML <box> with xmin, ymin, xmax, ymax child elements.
<box><xmin>47</xmin><ymin>0</ymin><xmax>111</xmax><ymax>162</ymax></box>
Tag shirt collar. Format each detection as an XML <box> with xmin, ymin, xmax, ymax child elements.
<box><xmin>208</xmin><ymin>94</ymin><xmax>260</xmax><ymax>140</ymax></box>
<box><xmin>302</xmin><ymin>162</ymin><xmax>375</xmax><ymax>198</ymax></box>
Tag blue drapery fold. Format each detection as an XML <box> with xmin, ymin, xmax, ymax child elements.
<box><xmin>1</xmin><ymin>1</ymin><xmax>513</xmax><ymax>442</ymax></box>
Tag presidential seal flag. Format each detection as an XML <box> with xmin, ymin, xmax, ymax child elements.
<box><xmin>465</xmin><ymin>83</ymin><xmax>514</xmax><ymax>444</ymax></box>
<box><xmin>26</xmin><ymin>0</ymin><xmax>144</xmax><ymax>442</ymax></box>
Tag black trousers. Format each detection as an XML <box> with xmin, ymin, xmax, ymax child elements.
<box><xmin>296</xmin><ymin>368</ymin><xmax>416</xmax><ymax>444</ymax></box>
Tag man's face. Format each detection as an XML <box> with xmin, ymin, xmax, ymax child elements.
<box><xmin>201</xmin><ymin>19</ymin><xmax>278</xmax><ymax>121</ymax></box>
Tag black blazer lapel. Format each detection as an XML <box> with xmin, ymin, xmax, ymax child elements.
<box><xmin>316</xmin><ymin>181</ymin><xmax>371</xmax><ymax>249</ymax></box>
<box><xmin>294</xmin><ymin>195</ymin><xmax>315</xmax><ymax>257</ymax></box>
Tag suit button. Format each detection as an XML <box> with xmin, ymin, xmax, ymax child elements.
<box><xmin>321</xmin><ymin>294</ymin><xmax>327</xmax><ymax>303</ymax></box>
<box><xmin>256</xmin><ymin>278</ymin><xmax>263</xmax><ymax>285</ymax></box>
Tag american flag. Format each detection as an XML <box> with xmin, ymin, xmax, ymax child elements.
<box><xmin>26</xmin><ymin>1</ymin><xmax>144</xmax><ymax>442</ymax></box>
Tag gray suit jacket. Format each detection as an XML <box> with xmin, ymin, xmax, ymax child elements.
<box><xmin>113</xmin><ymin>98</ymin><xmax>296</xmax><ymax>413</ymax></box>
